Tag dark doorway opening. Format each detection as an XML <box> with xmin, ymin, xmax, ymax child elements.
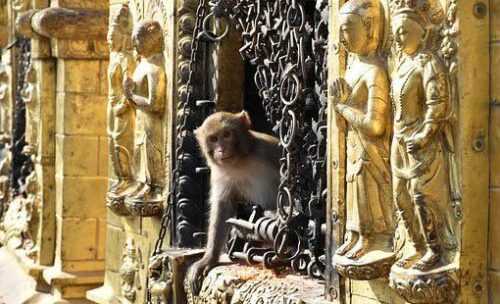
<box><xmin>243</xmin><ymin>63</ymin><xmax>273</xmax><ymax>135</ymax></box>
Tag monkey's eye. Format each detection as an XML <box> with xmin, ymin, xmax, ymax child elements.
<box><xmin>208</xmin><ymin>135</ymin><xmax>217</xmax><ymax>143</ymax></box>
<box><xmin>222</xmin><ymin>130</ymin><xmax>231</xmax><ymax>139</ymax></box>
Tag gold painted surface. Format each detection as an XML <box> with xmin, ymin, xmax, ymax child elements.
<box><xmin>331</xmin><ymin>0</ymin><xmax>394</xmax><ymax>281</ymax></box>
<box><xmin>106</xmin><ymin>4</ymin><xmax>137</xmax><ymax>216</ymax></box>
<box><xmin>328</xmin><ymin>0</ymin><xmax>490</xmax><ymax>301</ymax></box>
<box><xmin>122</xmin><ymin>19</ymin><xmax>166</xmax><ymax>215</ymax></box>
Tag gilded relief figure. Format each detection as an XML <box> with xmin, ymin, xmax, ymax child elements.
<box><xmin>123</xmin><ymin>20</ymin><xmax>166</xmax><ymax>211</ymax></box>
<box><xmin>106</xmin><ymin>5</ymin><xmax>136</xmax><ymax>208</ymax></box>
<box><xmin>0</xmin><ymin>65</ymin><xmax>9</xmax><ymax>142</ymax></box>
<box><xmin>331</xmin><ymin>0</ymin><xmax>394</xmax><ymax>279</ymax></box>
<box><xmin>389</xmin><ymin>1</ymin><xmax>457</xmax><ymax>272</ymax></box>
<box><xmin>21</xmin><ymin>64</ymin><xmax>37</xmax><ymax>156</ymax></box>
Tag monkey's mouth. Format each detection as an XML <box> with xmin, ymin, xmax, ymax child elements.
<box><xmin>215</xmin><ymin>155</ymin><xmax>234</xmax><ymax>162</ymax></box>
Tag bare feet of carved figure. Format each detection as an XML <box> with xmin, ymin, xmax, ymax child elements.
<box><xmin>188</xmin><ymin>258</ymin><xmax>215</xmax><ymax>296</ymax></box>
<box><xmin>413</xmin><ymin>247</ymin><xmax>440</xmax><ymax>271</ymax></box>
<box><xmin>335</xmin><ymin>231</ymin><xmax>357</xmax><ymax>256</ymax></box>
<box><xmin>395</xmin><ymin>253</ymin><xmax>421</xmax><ymax>269</ymax></box>
<box><xmin>109</xmin><ymin>180</ymin><xmax>132</xmax><ymax>196</ymax></box>
<box><xmin>344</xmin><ymin>236</ymin><xmax>369</xmax><ymax>260</ymax></box>
<box><xmin>129</xmin><ymin>183</ymin><xmax>151</xmax><ymax>200</ymax></box>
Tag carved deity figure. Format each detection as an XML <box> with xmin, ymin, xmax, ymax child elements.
<box><xmin>149</xmin><ymin>255</ymin><xmax>173</xmax><ymax>303</ymax></box>
<box><xmin>120</xmin><ymin>239</ymin><xmax>140</xmax><ymax>302</ymax></box>
<box><xmin>124</xmin><ymin>20</ymin><xmax>166</xmax><ymax>203</ymax></box>
<box><xmin>21</xmin><ymin>64</ymin><xmax>37</xmax><ymax>156</ymax></box>
<box><xmin>331</xmin><ymin>0</ymin><xmax>393</xmax><ymax>267</ymax></box>
<box><xmin>390</xmin><ymin>5</ymin><xmax>457</xmax><ymax>271</ymax></box>
<box><xmin>1</xmin><ymin>170</ymin><xmax>39</xmax><ymax>259</ymax></box>
<box><xmin>0</xmin><ymin>64</ymin><xmax>9</xmax><ymax>142</ymax></box>
<box><xmin>106</xmin><ymin>5</ymin><xmax>136</xmax><ymax>200</ymax></box>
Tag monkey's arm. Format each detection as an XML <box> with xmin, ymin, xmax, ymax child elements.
<box><xmin>188</xmin><ymin>191</ymin><xmax>235</xmax><ymax>294</ymax></box>
<box><xmin>204</xmin><ymin>198</ymin><xmax>235</xmax><ymax>262</ymax></box>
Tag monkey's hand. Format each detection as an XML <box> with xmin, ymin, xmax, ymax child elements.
<box><xmin>187</xmin><ymin>257</ymin><xmax>215</xmax><ymax>296</ymax></box>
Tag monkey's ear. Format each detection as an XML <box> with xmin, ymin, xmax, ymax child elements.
<box><xmin>193</xmin><ymin>128</ymin><xmax>200</xmax><ymax>140</ymax></box>
<box><xmin>238</xmin><ymin>111</ymin><xmax>252</xmax><ymax>129</ymax></box>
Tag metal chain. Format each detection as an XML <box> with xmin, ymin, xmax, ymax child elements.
<box><xmin>152</xmin><ymin>0</ymin><xmax>209</xmax><ymax>257</ymax></box>
<box><xmin>147</xmin><ymin>1</ymin><xmax>209</xmax><ymax>302</ymax></box>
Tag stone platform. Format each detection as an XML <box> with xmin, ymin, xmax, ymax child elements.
<box><xmin>187</xmin><ymin>263</ymin><xmax>330</xmax><ymax>304</ymax></box>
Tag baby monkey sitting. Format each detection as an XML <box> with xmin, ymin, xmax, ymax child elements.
<box><xmin>188</xmin><ymin>111</ymin><xmax>280</xmax><ymax>294</ymax></box>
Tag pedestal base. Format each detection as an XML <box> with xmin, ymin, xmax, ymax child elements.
<box><xmin>389</xmin><ymin>263</ymin><xmax>458</xmax><ymax>304</ymax></box>
<box><xmin>124</xmin><ymin>197</ymin><xmax>163</xmax><ymax>217</ymax></box>
<box><xmin>333</xmin><ymin>235</ymin><xmax>395</xmax><ymax>280</ymax></box>
<box><xmin>5</xmin><ymin>246</ymin><xmax>48</xmax><ymax>285</ymax></box>
<box><xmin>86</xmin><ymin>285</ymin><xmax>118</xmax><ymax>304</ymax></box>
<box><xmin>106</xmin><ymin>196</ymin><xmax>131</xmax><ymax>216</ymax></box>
<box><xmin>42</xmin><ymin>266</ymin><xmax>104</xmax><ymax>302</ymax></box>
<box><xmin>333</xmin><ymin>251</ymin><xmax>394</xmax><ymax>280</ymax></box>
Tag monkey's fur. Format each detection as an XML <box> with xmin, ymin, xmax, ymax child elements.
<box><xmin>187</xmin><ymin>111</ymin><xmax>280</xmax><ymax>294</ymax></box>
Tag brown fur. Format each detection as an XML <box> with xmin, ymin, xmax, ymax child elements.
<box><xmin>188</xmin><ymin>111</ymin><xmax>280</xmax><ymax>294</ymax></box>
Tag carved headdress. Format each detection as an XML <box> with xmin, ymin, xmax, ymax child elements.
<box><xmin>111</xmin><ymin>4</ymin><xmax>131</xmax><ymax>30</ymax></box>
<box><xmin>132</xmin><ymin>20</ymin><xmax>165</xmax><ymax>55</ymax></box>
<box><xmin>108</xmin><ymin>4</ymin><xmax>133</xmax><ymax>50</ymax></box>
<box><xmin>390</xmin><ymin>0</ymin><xmax>444</xmax><ymax>26</ymax></box>
<box><xmin>340</xmin><ymin>0</ymin><xmax>386</xmax><ymax>52</ymax></box>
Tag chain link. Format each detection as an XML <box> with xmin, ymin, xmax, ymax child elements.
<box><xmin>147</xmin><ymin>0</ymin><xmax>209</xmax><ymax>302</ymax></box>
<box><xmin>152</xmin><ymin>0</ymin><xmax>208</xmax><ymax>258</ymax></box>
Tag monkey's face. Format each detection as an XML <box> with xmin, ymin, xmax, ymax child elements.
<box><xmin>195</xmin><ymin>111</ymin><xmax>252</xmax><ymax>167</ymax></box>
<box><xmin>206</xmin><ymin>128</ymin><xmax>239</xmax><ymax>165</ymax></box>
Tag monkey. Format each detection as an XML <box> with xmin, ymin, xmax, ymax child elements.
<box><xmin>187</xmin><ymin>111</ymin><xmax>281</xmax><ymax>294</ymax></box>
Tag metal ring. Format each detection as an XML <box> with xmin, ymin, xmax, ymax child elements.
<box><xmin>279</xmin><ymin>109</ymin><xmax>297</xmax><ymax>149</ymax></box>
<box><xmin>201</xmin><ymin>12</ymin><xmax>230</xmax><ymax>42</ymax></box>
<box><xmin>280</xmin><ymin>72</ymin><xmax>301</xmax><ymax>106</ymax></box>
<box><xmin>286</xmin><ymin>3</ymin><xmax>305</xmax><ymax>30</ymax></box>
<box><xmin>277</xmin><ymin>186</ymin><xmax>293</xmax><ymax>223</ymax></box>
<box><xmin>274</xmin><ymin>227</ymin><xmax>302</xmax><ymax>261</ymax></box>
<box><xmin>307</xmin><ymin>259</ymin><xmax>325</xmax><ymax>279</ymax></box>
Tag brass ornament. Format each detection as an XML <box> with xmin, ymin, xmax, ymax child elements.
<box><xmin>122</xmin><ymin>19</ymin><xmax>166</xmax><ymax>217</ymax></box>
<box><xmin>331</xmin><ymin>0</ymin><xmax>395</xmax><ymax>280</ymax></box>
<box><xmin>387</xmin><ymin>0</ymin><xmax>460</xmax><ymax>301</ymax></box>
<box><xmin>106</xmin><ymin>4</ymin><xmax>136</xmax><ymax>216</ymax></box>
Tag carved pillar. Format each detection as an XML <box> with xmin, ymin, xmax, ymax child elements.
<box><xmin>12</xmin><ymin>2</ymin><xmax>111</xmax><ymax>302</ymax></box>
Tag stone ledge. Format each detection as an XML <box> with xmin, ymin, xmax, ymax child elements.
<box><xmin>43</xmin><ymin>266</ymin><xmax>104</xmax><ymax>287</ymax></box>
<box><xmin>187</xmin><ymin>263</ymin><xmax>329</xmax><ymax>304</ymax></box>
<box><xmin>3</xmin><ymin>246</ymin><xmax>47</xmax><ymax>282</ymax></box>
